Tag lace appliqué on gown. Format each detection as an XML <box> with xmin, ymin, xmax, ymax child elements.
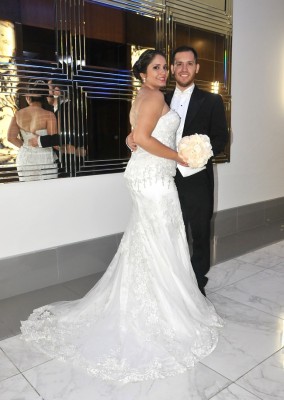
<box><xmin>17</xmin><ymin>129</ymin><xmax>58</xmax><ymax>181</ymax></box>
<box><xmin>21</xmin><ymin>110</ymin><xmax>223</xmax><ymax>383</ymax></box>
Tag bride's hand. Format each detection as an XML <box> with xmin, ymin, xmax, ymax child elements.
<box><xmin>176</xmin><ymin>154</ymin><xmax>188</xmax><ymax>167</ymax></box>
<box><xmin>126</xmin><ymin>132</ymin><xmax>137</xmax><ymax>152</ymax></box>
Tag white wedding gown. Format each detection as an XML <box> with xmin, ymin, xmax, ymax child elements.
<box><xmin>17</xmin><ymin>129</ymin><xmax>58</xmax><ymax>181</ymax></box>
<box><xmin>21</xmin><ymin>110</ymin><xmax>222</xmax><ymax>383</ymax></box>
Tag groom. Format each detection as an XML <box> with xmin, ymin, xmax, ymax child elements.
<box><xmin>166</xmin><ymin>46</ymin><xmax>228</xmax><ymax>295</ymax></box>
<box><xmin>28</xmin><ymin>80</ymin><xmax>86</xmax><ymax>160</ymax></box>
<box><xmin>127</xmin><ymin>45</ymin><xmax>228</xmax><ymax>296</ymax></box>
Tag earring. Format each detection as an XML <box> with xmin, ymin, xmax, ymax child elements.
<box><xmin>142</xmin><ymin>77</ymin><xmax>146</xmax><ymax>83</ymax></box>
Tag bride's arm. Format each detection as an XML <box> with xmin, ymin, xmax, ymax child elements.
<box><xmin>46</xmin><ymin>112</ymin><xmax>58</xmax><ymax>136</ymax></box>
<box><xmin>7</xmin><ymin>115</ymin><xmax>23</xmax><ymax>148</ymax></box>
<box><xmin>29</xmin><ymin>112</ymin><xmax>59</xmax><ymax>147</ymax></box>
<box><xmin>133</xmin><ymin>91</ymin><xmax>183</xmax><ymax>163</ymax></box>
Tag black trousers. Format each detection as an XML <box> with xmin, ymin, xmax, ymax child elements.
<box><xmin>175</xmin><ymin>169</ymin><xmax>213</xmax><ymax>291</ymax></box>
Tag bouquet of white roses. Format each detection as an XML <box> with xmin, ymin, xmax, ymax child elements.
<box><xmin>178</xmin><ymin>134</ymin><xmax>213</xmax><ymax>168</ymax></box>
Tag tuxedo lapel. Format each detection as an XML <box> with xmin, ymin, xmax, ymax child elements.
<box><xmin>183</xmin><ymin>86</ymin><xmax>205</xmax><ymax>135</ymax></box>
<box><xmin>166</xmin><ymin>86</ymin><xmax>205</xmax><ymax>135</ymax></box>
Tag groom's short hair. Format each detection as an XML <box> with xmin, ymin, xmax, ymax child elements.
<box><xmin>170</xmin><ymin>46</ymin><xmax>198</xmax><ymax>65</ymax></box>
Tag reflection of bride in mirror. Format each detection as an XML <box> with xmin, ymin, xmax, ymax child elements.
<box><xmin>7</xmin><ymin>80</ymin><xmax>58</xmax><ymax>182</ymax></box>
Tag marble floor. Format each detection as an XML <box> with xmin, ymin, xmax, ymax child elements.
<box><xmin>0</xmin><ymin>241</ymin><xmax>284</xmax><ymax>400</ymax></box>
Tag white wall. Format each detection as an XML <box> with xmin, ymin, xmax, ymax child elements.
<box><xmin>0</xmin><ymin>174</ymin><xmax>131</xmax><ymax>258</ymax></box>
<box><xmin>1</xmin><ymin>0</ymin><xmax>284</xmax><ymax>258</ymax></box>
<box><xmin>216</xmin><ymin>0</ymin><xmax>284</xmax><ymax>210</ymax></box>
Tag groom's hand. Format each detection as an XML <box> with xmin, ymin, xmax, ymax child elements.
<box><xmin>28</xmin><ymin>136</ymin><xmax>39</xmax><ymax>147</ymax></box>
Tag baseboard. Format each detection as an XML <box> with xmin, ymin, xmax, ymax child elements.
<box><xmin>1</xmin><ymin>197</ymin><xmax>284</xmax><ymax>300</ymax></box>
<box><xmin>211</xmin><ymin>197</ymin><xmax>284</xmax><ymax>264</ymax></box>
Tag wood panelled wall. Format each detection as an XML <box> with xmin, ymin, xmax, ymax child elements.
<box><xmin>1</xmin><ymin>0</ymin><xmax>155</xmax><ymax>46</ymax></box>
<box><xmin>0</xmin><ymin>0</ymin><xmax>55</xmax><ymax>29</ymax></box>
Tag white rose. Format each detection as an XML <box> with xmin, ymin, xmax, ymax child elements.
<box><xmin>178</xmin><ymin>134</ymin><xmax>213</xmax><ymax>168</ymax></box>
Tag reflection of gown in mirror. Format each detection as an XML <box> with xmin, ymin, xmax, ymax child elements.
<box><xmin>21</xmin><ymin>110</ymin><xmax>222</xmax><ymax>383</ymax></box>
<box><xmin>17</xmin><ymin>129</ymin><xmax>58</xmax><ymax>182</ymax></box>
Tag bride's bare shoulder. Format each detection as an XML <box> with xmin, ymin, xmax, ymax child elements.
<box><xmin>130</xmin><ymin>88</ymin><xmax>164</xmax><ymax>126</ymax></box>
<box><xmin>136</xmin><ymin>88</ymin><xmax>164</xmax><ymax>109</ymax></box>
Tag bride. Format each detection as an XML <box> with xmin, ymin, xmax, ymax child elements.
<box><xmin>7</xmin><ymin>80</ymin><xmax>58</xmax><ymax>182</ymax></box>
<box><xmin>21</xmin><ymin>49</ymin><xmax>222</xmax><ymax>383</ymax></box>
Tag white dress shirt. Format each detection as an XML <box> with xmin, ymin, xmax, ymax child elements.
<box><xmin>171</xmin><ymin>84</ymin><xmax>205</xmax><ymax>177</ymax></box>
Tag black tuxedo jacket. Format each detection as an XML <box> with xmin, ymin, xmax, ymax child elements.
<box><xmin>165</xmin><ymin>85</ymin><xmax>228</xmax><ymax>189</ymax></box>
<box><xmin>40</xmin><ymin>133</ymin><xmax>60</xmax><ymax>147</ymax></box>
<box><xmin>40</xmin><ymin>100</ymin><xmax>74</xmax><ymax>148</ymax></box>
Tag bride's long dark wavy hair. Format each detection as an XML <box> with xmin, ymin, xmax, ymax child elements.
<box><xmin>132</xmin><ymin>49</ymin><xmax>166</xmax><ymax>82</ymax></box>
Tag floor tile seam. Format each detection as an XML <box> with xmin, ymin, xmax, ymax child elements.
<box><xmin>0</xmin><ymin>346</ymin><xmax>21</xmax><ymax>383</ymax></box>
<box><xmin>21</xmin><ymin>372</ymin><xmax>43</xmax><ymax>398</ymax></box>
<box><xmin>208</xmin><ymin>351</ymin><xmax>282</xmax><ymax>395</ymax></box>
<box><xmin>208</xmin><ymin>270</ymin><xmax>263</xmax><ymax>293</ymax></box>
<box><xmin>235</xmin><ymin>378</ymin><xmax>276</xmax><ymax>399</ymax></box>
<box><xmin>0</xmin><ymin>341</ymin><xmax>55</xmax><ymax>375</ymax></box>
<box><xmin>207</xmin><ymin>381</ymin><xmax>263</xmax><ymax>400</ymax></box>
<box><xmin>230</xmin><ymin>382</ymin><xmax>263</xmax><ymax>400</ymax></box>
<box><xmin>211</xmin><ymin>290</ymin><xmax>284</xmax><ymax>321</ymax></box>
<box><xmin>207</xmin><ymin>268</ymin><xmax>268</xmax><ymax>294</ymax></box>
<box><xmin>0</xmin><ymin>347</ymin><xmax>23</xmax><ymax>375</ymax></box>
<box><xmin>203</xmin><ymin>364</ymin><xmax>261</xmax><ymax>400</ymax></box>
<box><xmin>20</xmin><ymin>357</ymin><xmax>55</xmax><ymax>374</ymax></box>
<box><xmin>256</xmin><ymin>261</ymin><xmax>284</xmax><ymax>270</ymax></box>
<box><xmin>0</xmin><ymin>372</ymin><xmax>22</xmax><ymax>384</ymax></box>
<box><xmin>249</xmin><ymin>257</ymin><xmax>284</xmax><ymax>268</ymax></box>
<box><xmin>232</xmin><ymin>347</ymin><xmax>284</xmax><ymax>386</ymax></box>
<box><xmin>199</xmin><ymin>361</ymin><xmax>233</xmax><ymax>387</ymax></box>
<box><xmin>222</xmin><ymin>258</ymin><xmax>275</xmax><ymax>271</ymax></box>
<box><xmin>239</xmin><ymin>262</ymin><xmax>281</xmax><ymax>270</ymax></box>
<box><xmin>217</xmin><ymin>256</ymin><xmax>270</xmax><ymax>268</ymax></box>
<box><xmin>254</xmin><ymin>248</ymin><xmax>284</xmax><ymax>259</ymax></box>
<box><xmin>209</xmin><ymin>271</ymin><xmax>282</xmax><ymax>297</ymax></box>
<box><xmin>234</xmin><ymin>252</ymin><xmax>284</xmax><ymax>265</ymax></box>
<box><xmin>228</xmin><ymin>262</ymin><xmax>266</xmax><ymax>272</ymax></box>
<box><xmin>270</xmin><ymin>259</ymin><xmax>284</xmax><ymax>270</ymax></box>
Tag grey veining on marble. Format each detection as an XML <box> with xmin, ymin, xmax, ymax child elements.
<box><xmin>0</xmin><ymin>373</ymin><xmax>41</xmax><ymax>400</ymax></box>
<box><xmin>237</xmin><ymin>349</ymin><xmax>284</xmax><ymax>400</ymax></box>
<box><xmin>1</xmin><ymin>240</ymin><xmax>284</xmax><ymax>399</ymax></box>
<box><xmin>0</xmin><ymin>335</ymin><xmax>51</xmax><ymax>372</ymax></box>
<box><xmin>22</xmin><ymin>357</ymin><xmax>230</xmax><ymax>400</ymax></box>
<box><xmin>216</xmin><ymin>266</ymin><xmax>284</xmax><ymax>319</ymax></box>
<box><xmin>206</xmin><ymin>258</ymin><xmax>263</xmax><ymax>293</ymax></box>
<box><xmin>202</xmin><ymin>293</ymin><xmax>284</xmax><ymax>381</ymax></box>
<box><xmin>210</xmin><ymin>383</ymin><xmax>262</xmax><ymax>400</ymax></box>
<box><xmin>0</xmin><ymin>333</ymin><xmax>230</xmax><ymax>400</ymax></box>
<box><xmin>235</xmin><ymin>246</ymin><xmax>284</xmax><ymax>269</ymax></box>
<box><xmin>0</xmin><ymin>349</ymin><xmax>19</xmax><ymax>381</ymax></box>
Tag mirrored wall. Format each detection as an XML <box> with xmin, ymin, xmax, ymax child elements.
<box><xmin>0</xmin><ymin>0</ymin><xmax>232</xmax><ymax>183</ymax></box>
